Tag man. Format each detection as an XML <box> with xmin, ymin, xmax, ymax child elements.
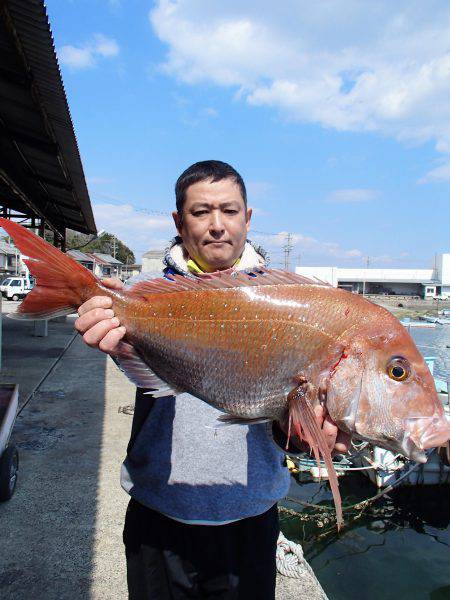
<box><xmin>76</xmin><ymin>160</ymin><xmax>349</xmax><ymax>599</ymax></box>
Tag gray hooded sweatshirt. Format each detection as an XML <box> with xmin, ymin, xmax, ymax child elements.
<box><xmin>120</xmin><ymin>239</ymin><xmax>290</xmax><ymax>524</ymax></box>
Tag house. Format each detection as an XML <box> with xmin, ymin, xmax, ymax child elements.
<box><xmin>67</xmin><ymin>250</ymin><xmax>124</xmax><ymax>279</ymax></box>
<box><xmin>66</xmin><ymin>250</ymin><xmax>95</xmax><ymax>271</ymax></box>
<box><xmin>84</xmin><ymin>253</ymin><xmax>124</xmax><ymax>279</ymax></box>
<box><xmin>0</xmin><ymin>240</ymin><xmax>21</xmax><ymax>277</ymax></box>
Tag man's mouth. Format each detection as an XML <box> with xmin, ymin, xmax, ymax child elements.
<box><xmin>203</xmin><ymin>241</ymin><xmax>231</xmax><ymax>245</ymax></box>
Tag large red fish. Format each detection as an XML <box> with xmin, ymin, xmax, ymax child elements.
<box><xmin>2</xmin><ymin>218</ymin><xmax>449</xmax><ymax>529</ymax></box>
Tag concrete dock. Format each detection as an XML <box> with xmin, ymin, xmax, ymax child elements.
<box><xmin>0</xmin><ymin>301</ymin><xmax>327</xmax><ymax>599</ymax></box>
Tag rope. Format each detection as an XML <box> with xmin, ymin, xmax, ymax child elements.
<box><xmin>276</xmin><ymin>531</ymin><xmax>306</xmax><ymax>578</ymax></box>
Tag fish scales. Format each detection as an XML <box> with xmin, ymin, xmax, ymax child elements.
<box><xmin>110</xmin><ymin>284</ymin><xmax>386</xmax><ymax>419</ymax></box>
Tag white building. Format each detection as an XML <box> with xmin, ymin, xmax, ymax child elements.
<box><xmin>142</xmin><ymin>250</ymin><xmax>164</xmax><ymax>274</ymax></box>
<box><xmin>296</xmin><ymin>253</ymin><xmax>450</xmax><ymax>299</ymax></box>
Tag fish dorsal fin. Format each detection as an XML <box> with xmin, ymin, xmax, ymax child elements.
<box><xmin>112</xmin><ymin>341</ymin><xmax>183</xmax><ymax>397</ymax></box>
<box><xmin>125</xmin><ymin>268</ymin><xmax>330</xmax><ymax>297</ymax></box>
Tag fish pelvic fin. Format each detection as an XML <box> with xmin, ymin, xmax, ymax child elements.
<box><xmin>288</xmin><ymin>381</ymin><xmax>344</xmax><ymax>531</ymax></box>
<box><xmin>214</xmin><ymin>414</ymin><xmax>272</xmax><ymax>427</ymax></box>
<box><xmin>0</xmin><ymin>218</ymin><xmax>98</xmax><ymax>319</ymax></box>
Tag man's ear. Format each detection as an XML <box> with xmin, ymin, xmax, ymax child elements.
<box><xmin>172</xmin><ymin>211</ymin><xmax>183</xmax><ymax>235</ymax></box>
<box><xmin>245</xmin><ymin>208</ymin><xmax>253</xmax><ymax>233</ymax></box>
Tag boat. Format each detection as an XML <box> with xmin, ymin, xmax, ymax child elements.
<box><xmin>400</xmin><ymin>317</ymin><xmax>436</xmax><ymax>328</ymax></box>
<box><xmin>421</xmin><ymin>314</ymin><xmax>450</xmax><ymax>325</ymax></box>
<box><xmin>421</xmin><ymin>315</ymin><xmax>439</xmax><ymax>323</ymax></box>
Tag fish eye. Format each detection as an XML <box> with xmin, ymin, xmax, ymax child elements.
<box><xmin>387</xmin><ymin>358</ymin><xmax>410</xmax><ymax>382</ymax></box>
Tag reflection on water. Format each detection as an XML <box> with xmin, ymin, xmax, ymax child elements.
<box><xmin>280</xmin><ymin>327</ymin><xmax>450</xmax><ymax>600</ymax></box>
<box><xmin>410</xmin><ymin>326</ymin><xmax>450</xmax><ymax>382</ymax></box>
<box><xmin>282</xmin><ymin>476</ymin><xmax>450</xmax><ymax>600</ymax></box>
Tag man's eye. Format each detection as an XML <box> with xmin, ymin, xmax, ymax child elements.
<box><xmin>225</xmin><ymin>209</ymin><xmax>238</xmax><ymax>214</ymax></box>
<box><xmin>193</xmin><ymin>210</ymin><xmax>208</xmax><ymax>216</ymax></box>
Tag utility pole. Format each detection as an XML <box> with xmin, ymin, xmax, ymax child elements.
<box><xmin>112</xmin><ymin>235</ymin><xmax>117</xmax><ymax>259</ymax></box>
<box><xmin>283</xmin><ymin>233</ymin><xmax>294</xmax><ymax>271</ymax></box>
<box><xmin>296</xmin><ymin>253</ymin><xmax>301</xmax><ymax>270</ymax></box>
<box><xmin>362</xmin><ymin>256</ymin><xmax>370</xmax><ymax>295</ymax></box>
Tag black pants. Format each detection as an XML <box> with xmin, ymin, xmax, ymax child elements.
<box><xmin>123</xmin><ymin>498</ymin><xmax>279</xmax><ymax>600</ymax></box>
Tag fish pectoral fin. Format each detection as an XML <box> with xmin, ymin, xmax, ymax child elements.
<box><xmin>288</xmin><ymin>380</ymin><xmax>344</xmax><ymax>530</ymax></box>
<box><xmin>111</xmin><ymin>342</ymin><xmax>183</xmax><ymax>397</ymax></box>
<box><xmin>214</xmin><ymin>414</ymin><xmax>272</xmax><ymax>427</ymax></box>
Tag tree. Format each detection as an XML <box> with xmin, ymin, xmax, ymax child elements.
<box><xmin>66</xmin><ymin>230</ymin><xmax>135</xmax><ymax>264</ymax></box>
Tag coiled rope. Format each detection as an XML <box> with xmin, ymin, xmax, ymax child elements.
<box><xmin>276</xmin><ymin>531</ymin><xmax>305</xmax><ymax>578</ymax></box>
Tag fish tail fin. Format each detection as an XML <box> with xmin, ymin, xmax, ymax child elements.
<box><xmin>0</xmin><ymin>218</ymin><xmax>100</xmax><ymax>320</ymax></box>
<box><xmin>288</xmin><ymin>384</ymin><xmax>344</xmax><ymax>531</ymax></box>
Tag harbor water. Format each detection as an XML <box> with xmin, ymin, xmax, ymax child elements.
<box><xmin>280</xmin><ymin>325</ymin><xmax>450</xmax><ymax>600</ymax></box>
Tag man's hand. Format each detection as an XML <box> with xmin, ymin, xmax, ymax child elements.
<box><xmin>313</xmin><ymin>405</ymin><xmax>351</xmax><ymax>455</ymax></box>
<box><xmin>75</xmin><ymin>277</ymin><xmax>126</xmax><ymax>354</ymax></box>
<box><xmin>277</xmin><ymin>404</ymin><xmax>351</xmax><ymax>456</ymax></box>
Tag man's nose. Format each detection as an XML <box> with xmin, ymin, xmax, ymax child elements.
<box><xmin>209</xmin><ymin>211</ymin><xmax>225</xmax><ymax>237</ymax></box>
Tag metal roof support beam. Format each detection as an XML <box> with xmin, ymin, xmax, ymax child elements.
<box><xmin>0</xmin><ymin>122</ymin><xmax>59</xmax><ymax>155</ymax></box>
<box><xmin>0</xmin><ymin>168</ymin><xmax>62</xmax><ymax>239</ymax></box>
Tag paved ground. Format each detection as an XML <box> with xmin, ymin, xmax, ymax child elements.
<box><xmin>0</xmin><ymin>302</ymin><xmax>327</xmax><ymax>599</ymax></box>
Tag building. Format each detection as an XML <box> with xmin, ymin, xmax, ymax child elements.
<box><xmin>296</xmin><ymin>253</ymin><xmax>450</xmax><ymax>299</ymax></box>
<box><xmin>0</xmin><ymin>240</ymin><xmax>22</xmax><ymax>276</ymax></box>
<box><xmin>67</xmin><ymin>251</ymin><xmax>141</xmax><ymax>281</ymax></box>
<box><xmin>120</xmin><ymin>264</ymin><xmax>142</xmax><ymax>281</ymax></box>
<box><xmin>66</xmin><ymin>250</ymin><xmax>94</xmax><ymax>272</ymax></box>
<box><xmin>85</xmin><ymin>253</ymin><xmax>124</xmax><ymax>279</ymax></box>
<box><xmin>142</xmin><ymin>250</ymin><xmax>165</xmax><ymax>274</ymax></box>
<box><xmin>67</xmin><ymin>250</ymin><xmax>124</xmax><ymax>279</ymax></box>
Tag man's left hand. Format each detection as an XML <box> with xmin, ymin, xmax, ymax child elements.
<box><xmin>313</xmin><ymin>405</ymin><xmax>352</xmax><ymax>455</ymax></box>
<box><xmin>276</xmin><ymin>405</ymin><xmax>352</xmax><ymax>456</ymax></box>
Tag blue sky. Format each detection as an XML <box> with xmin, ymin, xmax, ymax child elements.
<box><xmin>45</xmin><ymin>0</ymin><xmax>449</xmax><ymax>268</ymax></box>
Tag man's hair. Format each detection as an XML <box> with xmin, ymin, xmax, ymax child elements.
<box><xmin>175</xmin><ymin>160</ymin><xmax>247</xmax><ymax>214</ymax></box>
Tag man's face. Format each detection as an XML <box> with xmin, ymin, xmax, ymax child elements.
<box><xmin>172</xmin><ymin>178</ymin><xmax>252</xmax><ymax>272</ymax></box>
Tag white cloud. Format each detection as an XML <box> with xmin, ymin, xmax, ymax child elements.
<box><xmin>58</xmin><ymin>34</ymin><xmax>119</xmax><ymax>70</ymax></box>
<box><xmin>418</xmin><ymin>160</ymin><xmax>450</xmax><ymax>183</ymax></box>
<box><xmin>201</xmin><ymin>107</ymin><xmax>219</xmax><ymax>118</ymax></box>
<box><xmin>150</xmin><ymin>1</ymin><xmax>450</xmax><ymax>164</ymax></box>
<box><xmin>250</xmin><ymin>229</ymin><xmax>363</xmax><ymax>263</ymax></box>
<box><xmin>58</xmin><ymin>46</ymin><xmax>94</xmax><ymax>70</ymax></box>
<box><xmin>93</xmin><ymin>203</ymin><xmax>174</xmax><ymax>259</ymax></box>
<box><xmin>327</xmin><ymin>188</ymin><xmax>379</xmax><ymax>203</ymax></box>
<box><xmin>94</xmin><ymin>34</ymin><xmax>120</xmax><ymax>58</ymax></box>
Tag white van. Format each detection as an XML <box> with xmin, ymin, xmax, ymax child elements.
<box><xmin>0</xmin><ymin>277</ymin><xmax>33</xmax><ymax>301</ymax></box>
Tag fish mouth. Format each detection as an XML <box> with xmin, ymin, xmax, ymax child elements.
<box><xmin>403</xmin><ymin>416</ymin><xmax>450</xmax><ymax>461</ymax></box>
<box><xmin>400</xmin><ymin>436</ymin><xmax>428</xmax><ymax>463</ymax></box>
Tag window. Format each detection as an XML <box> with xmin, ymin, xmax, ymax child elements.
<box><xmin>1</xmin><ymin>278</ymin><xmax>11</xmax><ymax>285</ymax></box>
<box><xmin>11</xmin><ymin>280</ymin><xmax>21</xmax><ymax>286</ymax></box>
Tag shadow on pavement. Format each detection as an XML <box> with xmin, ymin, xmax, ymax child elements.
<box><xmin>0</xmin><ymin>313</ymin><xmax>130</xmax><ymax>599</ymax></box>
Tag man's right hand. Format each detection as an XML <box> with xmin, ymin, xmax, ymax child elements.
<box><xmin>75</xmin><ymin>277</ymin><xmax>126</xmax><ymax>354</ymax></box>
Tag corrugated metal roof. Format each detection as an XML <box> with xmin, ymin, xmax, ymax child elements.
<box><xmin>0</xmin><ymin>0</ymin><xmax>96</xmax><ymax>235</ymax></box>
<box><xmin>85</xmin><ymin>252</ymin><xmax>123</xmax><ymax>265</ymax></box>
<box><xmin>67</xmin><ymin>249</ymin><xmax>94</xmax><ymax>262</ymax></box>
